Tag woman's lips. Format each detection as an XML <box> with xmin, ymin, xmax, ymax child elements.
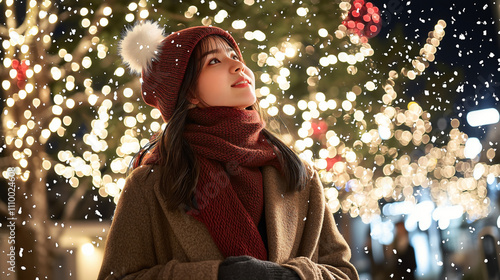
<box><xmin>232</xmin><ymin>77</ymin><xmax>251</xmax><ymax>87</ymax></box>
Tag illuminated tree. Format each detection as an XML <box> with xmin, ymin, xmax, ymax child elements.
<box><xmin>1</xmin><ymin>0</ymin><xmax>498</xmax><ymax>278</ymax></box>
<box><xmin>0</xmin><ymin>0</ymin><xmax>132</xmax><ymax>278</ymax></box>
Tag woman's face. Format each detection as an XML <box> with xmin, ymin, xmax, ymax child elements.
<box><xmin>190</xmin><ymin>37</ymin><xmax>256</xmax><ymax>110</ymax></box>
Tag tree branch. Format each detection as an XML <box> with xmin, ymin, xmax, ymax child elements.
<box><xmin>0</xmin><ymin>26</ymin><xmax>8</xmax><ymax>38</ymax></box>
<box><xmin>61</xmin><ymin>3</ymin><xmax>114</xmax><ymax>78</ymax></box>
<box><xmin>61</xmin><ymin>178</ymin><xmax>90</xmax><ymax>222</ymax></box>
<box><xmin>36</xmin><ymin>77</ymin><xmax>138</xmax><ymax>130</ymax></box>
<box><xmin>51</xmin><ymin>176</ymin><xmax>90</xmax><ymax>243</ymax></box>
<box><xmin>0</xmin><ymin>156</ymin><xmax>16</xmax><ymax>170</ymax></box>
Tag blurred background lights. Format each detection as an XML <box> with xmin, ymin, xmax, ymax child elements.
<box><xmin>296</xmin><ymin>7</ymin><xmax>308</xmax><ymax>17</ymax></box>
<box><xmin>464</xmin><ymin>137</ymin><xmax>482</xmax><ymax>159</ymax></box>
<box><xmin>214</xmin><ymin>10</ymin><xmax>228</xmax><ymax>23</ymax></box>
<box><xmin>378</xmin><ymin>125</ymin><xmax>391</xmax><ymax>140</ymax></box>
<box><xmin>232</xmin><ymin>20</ymin><xmax>246</xmax><ymax>29</ymax></box>
<box><xmin>81</xmin><ymin>243</ymin><xmax>95</xmax><ymax>256</ymax></box>
<box><xmin>318</xmin><ymin>28</ymin><xmax>328</xmax><ymax>37</ymax></box>
<box><xmin>382</xmin><ymin>201</ymin><xmax>415</xmax><ymax>216</ymax></box>
<box><xmin>466</xmin><ymin>108</ymin><xmax>500</xmax><ymax>127</ymax></box>
<box><xmin>370</xmin><ymin>216</ymin><xmax>394</xmax><ymax>245</ymax></box>
<box><xmin>416</xmin><ymin>201</ymin><xmax>435</xmax><ymax>231</ymax></box>
<box><xmin>432</xmin><ymin>205</ymin><xmax>464</xmax><ymax>229</ymax></box>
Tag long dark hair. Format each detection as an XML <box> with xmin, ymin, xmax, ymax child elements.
<box><xmin>130</xmin><ymin>35</ymin><xmax>308</xmax><ymax>211</ymax></box>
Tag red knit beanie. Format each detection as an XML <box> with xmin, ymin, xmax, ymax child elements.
<box><xmin>119</xmin><ymin>22</ymin><xmax>242</xmax><ymax>122</ymax></box>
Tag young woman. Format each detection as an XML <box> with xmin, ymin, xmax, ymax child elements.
<box><xmin>98</xmin><ymin>21</ymin><xmax>359</xmax><ymax>280</ymax></box>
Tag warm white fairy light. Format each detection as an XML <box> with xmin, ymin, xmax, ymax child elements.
<box><xmin>114</xmin><ymin>67</ymin><xmax>125</xmax><ymax>77</ymax></box>
<box><xmin>232</xmin><ymin>20</ymin><xmax>246</xmax><ymax>29</ymax></box>
<box><xmin>253</xmin><ymin>30</ymin><xmax>266</xmax><ymax>42</ymax></box>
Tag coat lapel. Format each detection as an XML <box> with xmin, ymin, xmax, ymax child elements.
<box><xmin>262</xmin><ymin>165</ymin><xmax>301</xmax><ymax>263</ymax></box>
<box><xmin>153</xmin><ymin>178</ymin><xmax>223</xmax><ymax>262</ymax></box>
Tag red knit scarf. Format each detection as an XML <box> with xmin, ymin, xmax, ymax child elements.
<box><xmin>182</xmin><ymin>107</ymin><xmax>281</xmax><ymax>261</ymax></box>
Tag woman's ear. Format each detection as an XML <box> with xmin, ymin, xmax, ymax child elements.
<box><xmin>189</xmin><ymin>98</ymin><xmax>200</xmax><ymax>105</ymax></box>
<box><xmin>186</xmin><ymin>90</ymin><xmax>199</xmax><ymax>105</ymax></box>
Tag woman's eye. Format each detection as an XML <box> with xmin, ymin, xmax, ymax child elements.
<box><xmin>208</xmin><ymin>58</ymin><xmax>220</xmax><ymax>65</ymax></box>
<box><xmin>232</xmin><ymin>54</ymin><xmax>240</xmax><ymax>60</ymax></box>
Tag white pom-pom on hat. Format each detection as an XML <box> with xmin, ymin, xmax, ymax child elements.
<box><xmin>119</xmin><ymin>21</ymin><xmax>166</xmax><ymax>75</ymax></box>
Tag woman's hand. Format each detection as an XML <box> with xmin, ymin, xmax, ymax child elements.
<box><xmin>218</xmin><ymin>255</ymin><xmax>300</xmax><ymax>280</ymax></box>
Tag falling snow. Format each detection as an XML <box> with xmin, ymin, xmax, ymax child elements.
<box><xmin>1</xmin><ymin>0</ymin><xmax>499</xmax><ymax>279</ymax></box>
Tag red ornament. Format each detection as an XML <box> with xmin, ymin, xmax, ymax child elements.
<box><xmin>342</xmin><ymin>0</ymin><xmax>382</xmax><ymax>42</ymax></box>
<box><xmin>326</xmin><ymin>155</ymin><xmax>343</xmax><ymax>171</ymax></box>
<box><xmin>12</xmin><ymin>59</ymin><xmax>29</xmax><ymax>90</ymax></box>
<box><xmin>311</xmin><ymin>120</ymin><xmax>328</xmax><ymax>138</ymax></box>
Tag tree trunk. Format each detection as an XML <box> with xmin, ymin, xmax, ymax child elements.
<box><xmin>15</xmin><ymin>156</ymin><xmax>52</xmax><ymax>279</ymax></box>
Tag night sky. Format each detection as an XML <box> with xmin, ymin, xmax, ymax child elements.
<box><xmin>374</xmin><ymin>0</ymin><xmax>499</xmax><ymax>139</ymax></box>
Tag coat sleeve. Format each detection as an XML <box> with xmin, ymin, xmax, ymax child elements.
<box><xmin>282</xmin><ymin>171</ymin><xmax>359</xmax><ymax>280</ymax></box>
<box><xmin>97</xmin><ymin>168</ymin><xmax>221</xmax><ymax>280</ymax></box>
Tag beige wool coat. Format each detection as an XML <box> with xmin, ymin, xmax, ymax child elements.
<box><xmin>98</xmin><ymin>164</ymin><xmax>359</xmax><ymax>280</ymax></box>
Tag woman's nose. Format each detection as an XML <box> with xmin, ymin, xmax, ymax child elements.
<box><xmin>230</xmin><ymin>60</ymin><xmax>245</xmax><ymax>73</ymax></box>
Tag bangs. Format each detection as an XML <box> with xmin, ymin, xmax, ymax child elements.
<box><xmin>193</xmin><ymin>35</ymin><xmax>242</xmax><ymax>67</ymax></box>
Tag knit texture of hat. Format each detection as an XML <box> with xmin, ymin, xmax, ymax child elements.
<box><xmin>120</xmin><ymin>22</ymin><xmax>242</xmax><ymax>122</ymax></box>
